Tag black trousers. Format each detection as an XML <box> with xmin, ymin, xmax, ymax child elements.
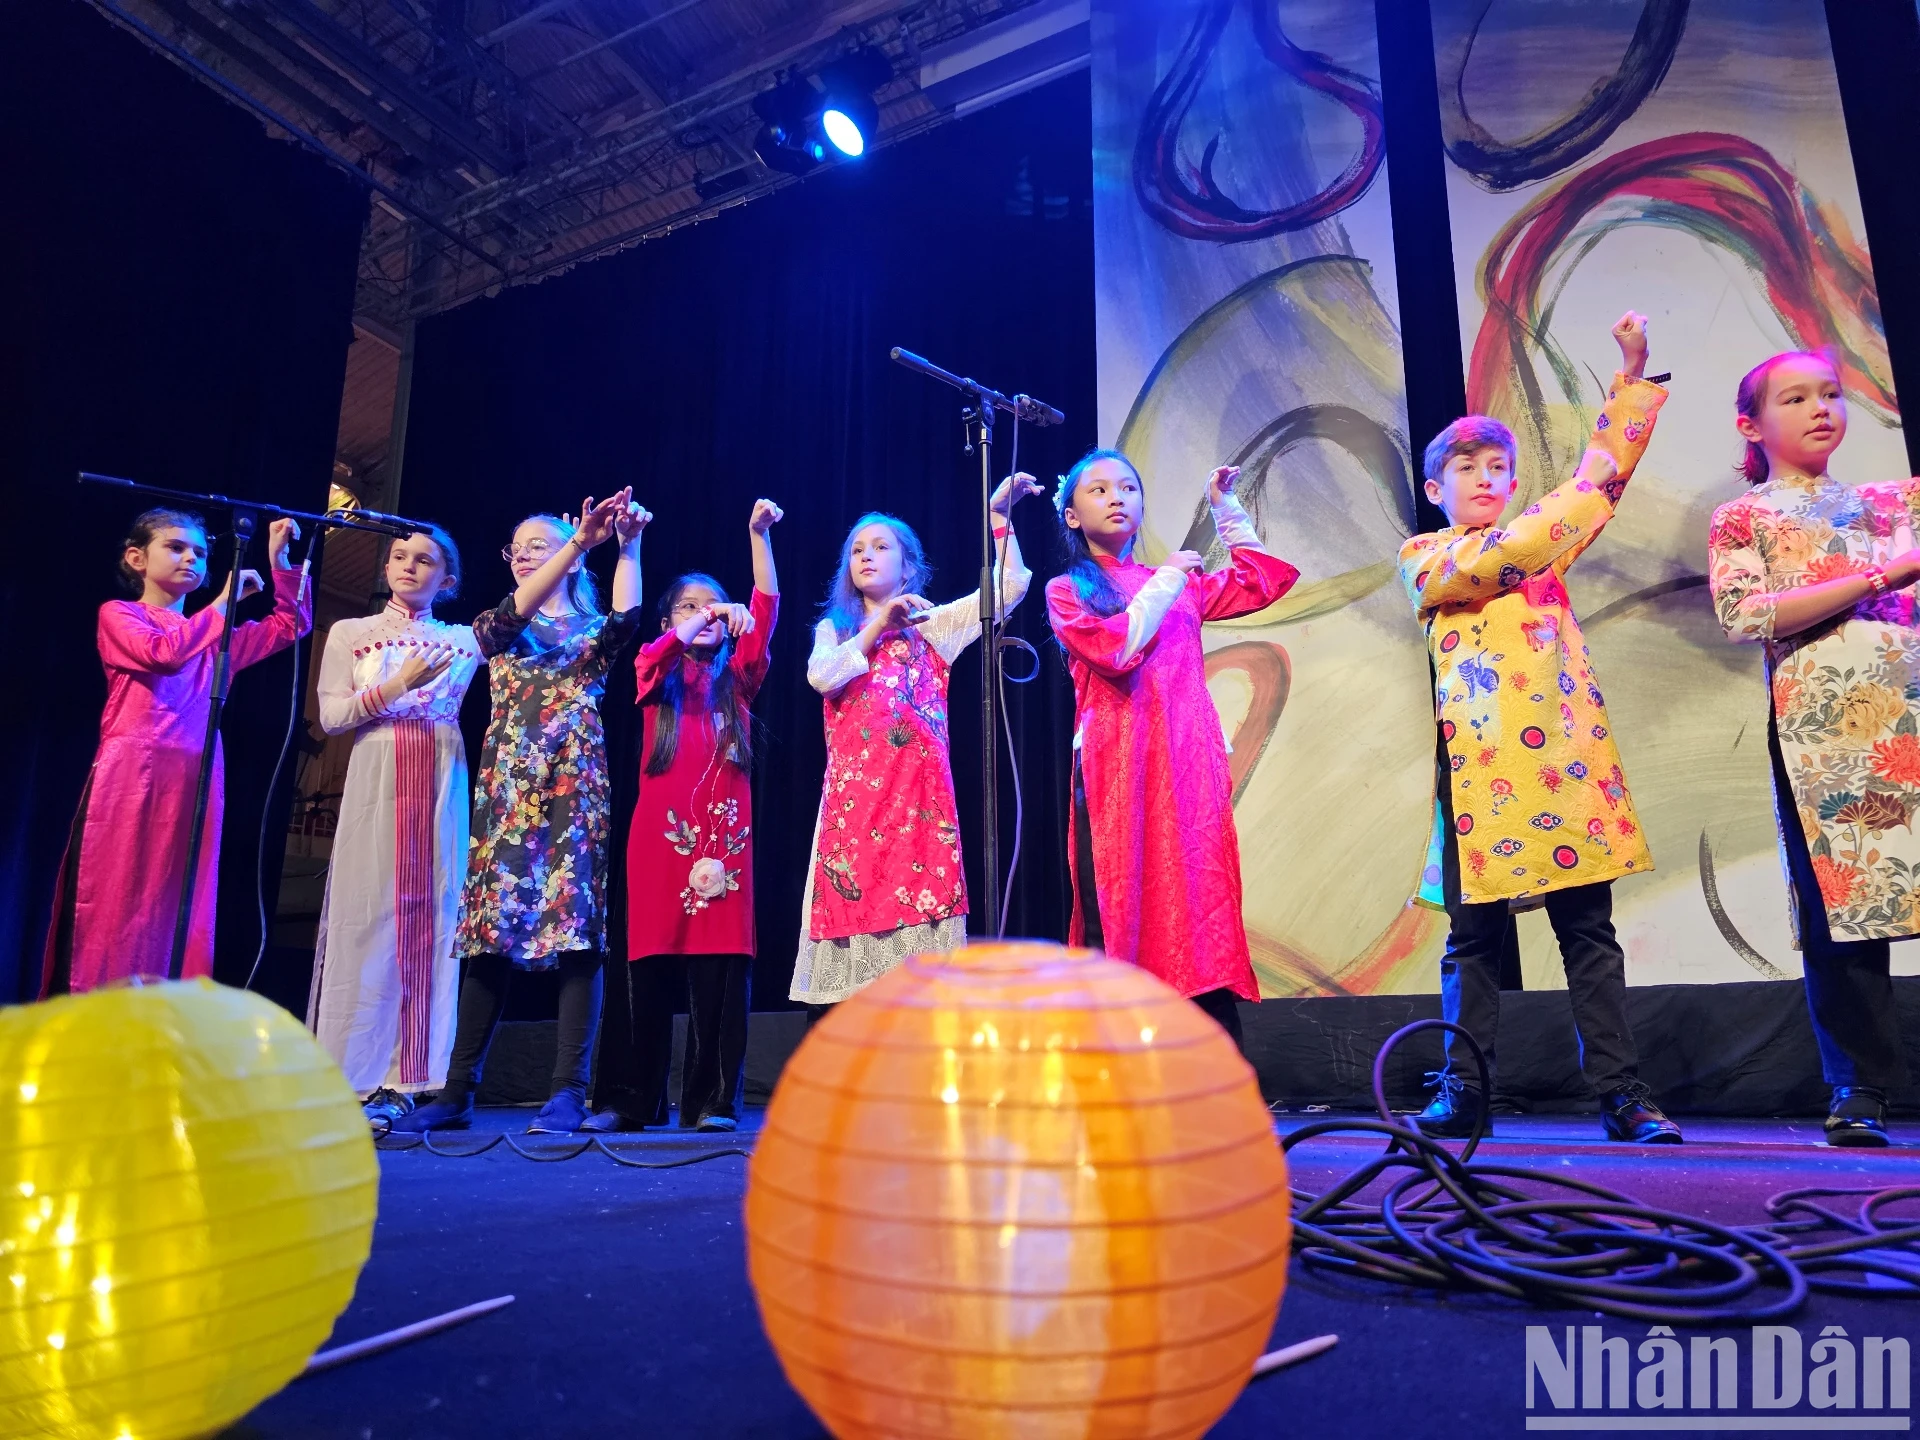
<box><xmin>444</xmin><ymin>951</ymin><xmax>604</xmax><ymax>1103</ymax></box>
<box><xmin>599</xmin><ymin>954</ymin><xmax>751</xmax><ymax>1126</ymax></box>
<box><xmin>1073</xmin><ymin>757</ymin><xmax>1244</xmax><ymax>1051</ymax></box>
<box><xmin>1771</xmin><ymin>732</ymin><xmax>1909</xmax><ymax>1090</ymax></box>
<box><xmin>1436</xmin><ymin>766</ymin><xmax>1637</xmax><ymax>1094</ymax></box>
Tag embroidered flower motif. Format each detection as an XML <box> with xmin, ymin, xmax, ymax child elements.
<box><xmin>1871</xmin><ymin>733</ymin><xmax>1920</xmax><ymax>787</ymax></box>
<box><xmin>1529</xmin><ymin>812</ymin><xmax>1565</xmax><ymax>831</ymax></box>
<box><xmin>1490</xmin><ymin>837</ymin><xmax>1523</xmax><ymax>858</ymax></box>
<box><xmin>663</xmin><ymin>810</ymin><xmax>701</xmax><ymax>856</ymax></box>
<box><xmin>1838</xmin><ymin>682</ymin><xmax>1906</xmax><ymax>748</ymax></box>
<box><xmin>1565</xmin><ymin>761</ymin><xmax>1588</xmax><ymax>781</ymax></box>
<box><xmin>1538</xmin><ymin>765</ymin><xmax>1563</xmax><ymax>793</ymax></box>
<box><xmin>689</xmin><ymin>857</ymin><xmax>732</xmax><ymax>899</ymax></box>
<box><xmin>1826</xmin><ymin>790</ymin><xmax>1912</xmax><ymax>834</ymax></box>
<box><xmin>1807</xmin><ymin>552</ymin><xmax>1863</xmax><ymax>583</ymax></box>
<box><xmin>1810</xmin><ymin>854</ymin><xmax>1860</xmax><ymax>908</ymax></box>
<box><xmin>1708</xmin><ymin>504</ymin><xmax>1753</xmax><ymax>551</ymax></box>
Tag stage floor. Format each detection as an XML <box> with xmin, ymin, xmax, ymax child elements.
<box><xmin>231</xmin><ymin>1108</ymin><xmax>1920</xmax><ymax>1439</ymax></box>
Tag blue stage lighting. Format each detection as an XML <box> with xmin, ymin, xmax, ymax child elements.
<box><xmin>821</xmin><ymin>107</ymin><xmax>866</xmax><ymax>157</ymax></box>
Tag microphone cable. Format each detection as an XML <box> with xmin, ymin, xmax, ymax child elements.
<box><xmin>245</xmin><ymin>534</ymin><xmax>316</xmax><ymax>992</ymax></box>
<box><xmin>994</xmin><ymin>411</ymin><xmax>1041</xmax><ymax>939</ymax></box>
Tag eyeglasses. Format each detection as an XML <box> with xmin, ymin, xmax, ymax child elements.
<box><xmin>502</xmin><ymin>540</ymin><xmax>556</xmax><ymax>562</ymax></box>
<box><xmin>671</xmin><ymin>600</ymin><xmax>713</xmax><ymax>617</ymax></box>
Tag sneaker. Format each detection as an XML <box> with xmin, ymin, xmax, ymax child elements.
<box><xmin>1411</xmin><ymin>1071</ymin><xmax>1486</xmax><ymax>1140</ymax></box>
<box><xmin>389</xmin><ymin>1090</ymin><xmax>474</xmax><ymax>1133</ymax></box>
<box><xmin>363</xmin><ymin>1088</ymin><xmax>414</xmax><ymax>1128</ymax></box>
<box><xmin>529</xmin><ymin>1091</ymin><xmax>589</xmax><ymax>1134</ymax></box>
<box><xmin>1826</xmin><ymin>1086</ymin><xmax>1890</xmax><ymax>1148</ymax></box>
<box><xmin>579</xmin><ymin>1108</ymin><xmax>642</xmax><ymax>1134</ymax></box>
<box><xmin>695</xmin><ymin>1114</ymin><xmax>738</xmax><ymax>1133</ymax></box>
<box><xmin>1600</xmin><ymin>1080</ymin><xmax>1682</xmax><ymax>1144</ymax></box>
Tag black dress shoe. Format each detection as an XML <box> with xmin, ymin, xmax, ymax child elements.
<box><xmin>579</xmin><ymin>1107</ymin><xmax>641</xmax><ymax>1134</ymax></box>
<box><xmin>1826</xmin><ymin>1086</ymin><xmax>1890</xmax><ymax>1148</ymax></box>
<box><xmin>1600</xmin><ymin>1080</ymin><xmax>1682</xmax><ymax>1144</ymax></box>
<box><xmin>388</xmin><ymin>1090</ymin><xmax>473</xmax><ymax>1133</ymax></box>
<box><xmin>1412</xmin><ymin>1072</ymin><xmax>1486</xmax><ymax>1139</ymax></box>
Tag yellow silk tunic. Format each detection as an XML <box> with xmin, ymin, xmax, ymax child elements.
<box><xmin>1399</xmin><ymin>373</ymin><xmax>1668</xmax><ymax>906</ymax></box>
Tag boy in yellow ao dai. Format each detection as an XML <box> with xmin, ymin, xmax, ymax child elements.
<box><xmin>1394</xmin><ymin>312</ymin><xmax>1679</xmax><ymax>1144</ymax></box>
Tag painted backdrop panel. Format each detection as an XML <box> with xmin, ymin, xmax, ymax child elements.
<box><xmin>1094</xmin><ymin>0</ymin><xmax>1448</xmax><ymax>996</ymax></box>
<box><xmin>1432</xmin><ymin>0</ymin><xmax>1907</xmax><ymax>985</ymax></box>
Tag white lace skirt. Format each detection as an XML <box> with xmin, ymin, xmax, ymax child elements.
<box><xmin>788</xmin><ymin>804</ymin><xmax>967</xmax><ymax>1004</ymax></box>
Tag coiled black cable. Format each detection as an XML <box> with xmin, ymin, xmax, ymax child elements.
<box><xmin>1282</xmin><ymin>1019</ymin><xmax>1920</xmax><ymax>1324</ymax></box>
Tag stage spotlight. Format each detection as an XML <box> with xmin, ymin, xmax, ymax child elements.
<box><xmin>818</xmin><ymin>47</ymin><xmax>890</xmax><ymax>158</ymax></box>
<box><xmin>752</xmin><ymin>49</ymin><xmax>892</xmax><ymax>174</ymax></box>
<box><xmin>819</xmin><ymin>95</ymin><xmax>876</xmax><ymax>157</ymax></box>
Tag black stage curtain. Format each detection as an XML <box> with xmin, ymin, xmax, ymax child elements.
<box><xmin>401</xmin><ymin>75</ymin><xmax>1097</xmax><ymax>1009</ymax></box>
<box><xmin>0</xmin><ymin>2</ymin><xmax>365</xmax><ymax>1002</ymax></box>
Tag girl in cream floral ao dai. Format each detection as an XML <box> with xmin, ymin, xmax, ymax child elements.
<box><xmin>1708</xmin><ymin>349</ymin><xmax>1920</xmax><ymax>1146</ymax></box>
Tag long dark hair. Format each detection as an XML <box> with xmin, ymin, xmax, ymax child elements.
<box><xmin>1055</xmin><ymin>448</ymin><xmax>1142</xmax><ymax>618</ymax></box>
<box><xmin>119</xmin><ymin>507</ymin><xmax>208</xmax><ymax>595</ymax></box>
<box><xmin>1735</xmin><ymin>349</ymin><xmax>1839</xmax><ymax>485</ymax></box>
<box><xmin>644</xmin><ymin>573</ymin><xmax>752</xmax><ymax>777</ymax></box>
<box><xmin>819</xmin><ymin>512</ymin><xmax>932</xmax><ymax>640</ymax></box>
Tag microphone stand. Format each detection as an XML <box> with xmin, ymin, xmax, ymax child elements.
<box><xmin>886</xmin><ymin>350</ymin><xmax>1063</xmax><ymax>936</ymax></box>
<box><xmin>79</xmin><ymin>471</ymin><xmax>416</xmax><ymax>982</ymax></box>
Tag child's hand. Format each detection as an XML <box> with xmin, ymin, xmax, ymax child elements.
<box><xmin>614</xmin><ymin>499</ymin><xmax>652</xmax><ymax>545</ymax></box>
<box><xmin>1573</xmin><ymin>447</ymin><xmax>1619</xmax><ymax>490</ymax></box>
<box><xmin>1205</xmin><ymin>466</ymin><xmax>1241</xmax><ymax>505</ymax></box>
<box><xmin>990</xmin><ymin>472</ymin><xmax>1044</xmax><ymax>516</ymax></box>
<box><xmin>714</xmin><ymin>603</ymin><xmax>756</xmax><ymax>637</ymax></box>
<box><xmin>1612</xmin><ymin>311</ymin><xmax>1650</xmax><ymax>379</ymax></box>
<box><xmin>749</xmin><ymin>499</ymin><xmax>784</xmax><ymax>534</ymax></box>
<box><xmin>873</xmin><ymin>593</ymin><xmax>932</xmax><ymax>631</ymax></box>
<box><xmin>221</xmin><ymin>568</ymin><xmax>265</xmax><ymax>605</ymax></box>
<box><xmin>570</xmin><ymin>488</ymin><xmax>631</xmax><ymax>549</ymax></box>
<box><xmin>267</xmin><ymin>517</ymin><xmax>301</xmax><ymax>568</ymax></box>
<box><xmin>1165</xmin><ymin>550</ymin><xmax>1206</xmax><ymax>576</ymax></box>
<box><xmin>396</xmin><ymin>643</ymin><xmax>456</xmax><ymax>693</ymax></box>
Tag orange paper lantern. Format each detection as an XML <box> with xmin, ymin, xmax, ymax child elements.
<box><xmin>746</xmin><ymin>942</ymin><xmax>1291</xmax><ymax>1439</ymax></box>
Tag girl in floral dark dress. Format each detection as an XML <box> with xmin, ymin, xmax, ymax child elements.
<box><xmin>586</xmin><ymin>499</ymin><xmax>782</xmax><ymax>1133</ymax></box>
<box><xmin>396</xmin><ymin>490</ymin><xmax>647</xmax><ymax>1133</ymax></box>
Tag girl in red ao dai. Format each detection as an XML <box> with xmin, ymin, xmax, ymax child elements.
<box><xmin>591</xmin><ymin>500</ymin><xmax>782</xmax><ymax>1133</ymax></box>
<box><xmin>789</xmin><ymin>473</ymin><xmax>1044</xmax><ymax>1014</ymax></box>
<box><xmin>1046</xmin><ymin>452</ymin><xmax>1299</xmax><ymax>1047</ymax></box>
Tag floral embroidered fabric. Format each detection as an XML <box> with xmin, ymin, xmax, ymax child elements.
<box><xmin>1709</xmin><ymin>471</ymin><xmax>1920</xmax><ymax>941</ymax></box>
<box><xmin>457</xmin><ymin>599</ymin><xmax>641</xmax><ymax>966</ymax></box>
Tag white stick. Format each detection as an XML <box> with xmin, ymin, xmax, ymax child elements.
<box><xmin>1251</xmin><ymin>1333</ymin><xmax>1339</xmax><ymax>1379</ymax></box>
<box><xmin>301</xmin><ymin>1295</ymin><xmax>517</xmax><ymax>1376</ymax></box>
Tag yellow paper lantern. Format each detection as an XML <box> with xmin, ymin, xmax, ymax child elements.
<box><xmin>0</xmin><ymin>979</ymin><xmax>378</xmax><ymax>1439</ymax></box>
<box><xmin>746</xmin><ymin>942</ymin><xmax>1291</xmax><ymax>1439</ymax></box>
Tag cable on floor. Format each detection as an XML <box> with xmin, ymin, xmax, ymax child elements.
<box><xmin>1282</xmin><ymin>1019</ymin><xmax>1920</xmax><ymax>1324</ymax></box>
<box><xmin>371</xmin><ymin>1123</ymin><xmax>753</xmax><ymax>1169</ymax></box>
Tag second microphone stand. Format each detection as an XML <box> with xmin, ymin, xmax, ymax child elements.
<box><xmin>888</xmin><ymin>349</ymin><xmax>1063</xmax><ymax>937</ymax></box>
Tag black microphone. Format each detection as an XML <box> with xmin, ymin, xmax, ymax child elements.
<box><xmin>328</xmin><ymin>507</ymin><xmax>434</xmax><ymax>534</ymax></box>
<box><xmin>1011</xmin><ymin>394</ymin><xmax>1065</xmax><ymax>427</ymax></box>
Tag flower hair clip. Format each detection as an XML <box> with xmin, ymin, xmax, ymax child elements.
<box><xmin>1052</xmin><ymin>472</ymin><xmax>1075</xmax><ymax>516</ymax></box>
